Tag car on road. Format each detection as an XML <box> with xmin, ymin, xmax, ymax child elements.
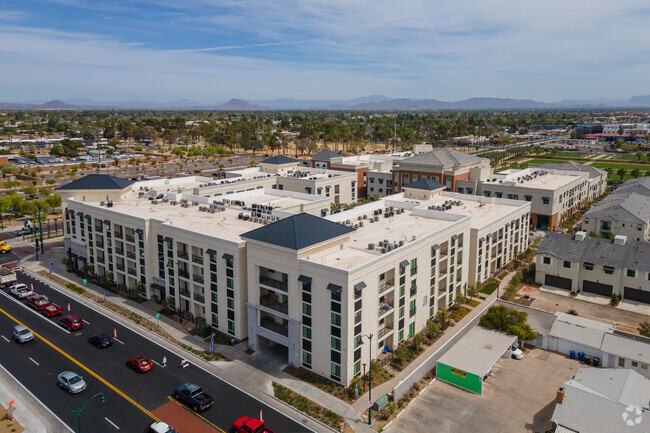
<box><xmin>12</xmin><ymin>325</ymin><xmax>34</xmax><ymax>343</ymax></box>
<box><xmin>88</xmin><ymin>333</ymin><xmax>113</xmax><ymax>348</ymax></box>
<box><xmin>232</xmin><ymin>416</ymin><xmax>275</xmax><ymax>433</ymax></box>
<box><xmin>173</xmin><ymin>383</ymin><xmax>214</xmax><ymax>412</ymax></box>
<box><xmin>0</xmin><ymin>241</ymin><xmax>12</xmax><ymax>254</ymax></box>
<box><xmin>26</xmin><ymin>294</ymin><xmax>49</xmax><ymax>310</ymax></box>
<box><xmin>57</xmin><ymin>371</ymin><xmax>87</xmax><ymax>394</ymax></box>
<box><xmin>9</xmin><ymin>283</ymin><xmax>33</xmax><ymax>299</ymax></box>
<box><xmin>149</xmin><ymin>422</ymin><xmax>178</xmax><ymax>433</ymax></box>
<box><xmin>59</xmin><ymin>314</ymin><xmax>84</xmax><ymax>331</ymax></box>
<box><xmin>41</xmin><ymin>303</ymin><xmax>63</xmax><ymax>317</ymax></box>
<box><xmin>126</xmin><ymin>356</ymin><xmax>153</xmax><ymax>373</ymax></box>
<box><xmin>15</xmin><ymin>227</ymin><xmax>34</xmax><ymax>236</ymax></box>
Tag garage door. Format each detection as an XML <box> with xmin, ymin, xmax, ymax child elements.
<box><xmin>583</xmin><ymin>280</ymin><xmax>613</xmax><ymax>297</ymax></box>
<box><xmin>545</xmin><ymin>274</ymin><xmax>572</xmax><ymax>290</ymax></box>
<box><xmin>624</xmin><ymin>287</ymin><xmax>650</xmax><ymax>304</ymax></box>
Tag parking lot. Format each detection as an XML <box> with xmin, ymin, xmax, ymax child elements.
<box><xmin>384</xmin><ymin>349</ymin><xmax>580</xmax><ymax>433</ymax></box>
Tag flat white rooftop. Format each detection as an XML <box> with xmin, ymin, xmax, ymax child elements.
<box><xmin>485</xmin><ymin>169</ymin><xmax>587</xmax><ymax>191</ymax></box>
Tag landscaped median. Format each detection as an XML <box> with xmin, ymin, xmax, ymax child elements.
<box><xmin>36</xmin><ymin>270</ymin><xmax>226</xmax><ymax>362</ymax></box>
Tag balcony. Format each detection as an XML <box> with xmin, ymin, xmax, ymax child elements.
<box><xmin>192</xmin><ymin>255</ymin><xmax>204</xmax><ymax>265</ymax></box>
<box><xmin>94</xmin><ymin>225</ymin><xmax>103</xmax><ymax>232</ymax></box>
<box><xmin>439</xmin><ymin>269</ymin><xmax>447</xmax><ymax>277</ymax></box>
<box><xmin>96</xmin><ymin>257</ymin><xmax>105</xmax><ymax>264</ymax></box>
<box><xmin>378</xmin><ymin>303</ymin><xmax>393</xmax><ymax>318</ymax></box>
<box><xmin>178</xmin><ymin>270</ymin><xmax>190</xmax><ymax>279</ymax></box>
<box><xmin>126</xmin><ymin>251</ymin><xmax>136</xmax><ymax>260</ymax></box>
<box><xmin>116</xmin><ymin>264</ymin><xmax>125</xmax><ymax>272</ymax></box>
<box><xmin>180</xmin><ymin>288</ymin><xmax>191</xmax><ymax>298</ymax></box>
<box><xmin>115</xmin><ymin>249</ymin><xmax>124</xmax><ymax>256</ymax></box>
<box><xmin>193</xmin><ymin>293</ymin><xmax>205</xmax><ymax>303</ymax></box>
<box><xmin>125</xmin><ymin>234</ymin><xmax>135</xmax><ymax>243</ymax></box>
<box><xmin>378</xmin><ymin>325</ymin><xmax>393</xmax><ymax>339</ymax></box>
<box><xmin>259</xmin><ymin>276</ymin><xmax>288</xmax><ymax>292</ymax></box>
<box><xmin>260</xmin><ymin>316</ymin><xmax>289</xmax><ymax>337</ymax></box>
<box><xmin>260</xmin><ymin>291</ymin><xmax>288</xmax><ymax>314</ymax></box>
<box><xmin>439</xmin><ymin>250</ymin><xmax>448</xmax><ymax>258</ymax></box>
<box><xmin>95</xmin><ymin>241</ymin><xmax>104</xmax><ymax>249</ymax></box>
<box><xmin>378</xmin><ymin>280</ymin><xmax>395</xmax><ymax>294</ymax></box>
<box><xmin>127</xmin><ymin>268</ymin><xmax>137</xmax><ymax>276</ymax></box>
<box><xmin>114</xmin><ymin>232</ymin><xmax>123</xmax><ymax>239</ymax></box>
<box><xmin>178</xmin><ymin>252</ymin><xmax>189</xmax><ymax>260</ymax></box>
<box><xmin>192</xmin><ymin>274</ymin><xmax>204</xmax><ymax>284</ymax></box>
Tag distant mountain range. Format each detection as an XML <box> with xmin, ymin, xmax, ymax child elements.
<box><xmin>2</xmin><ymin>95</ymin><xmax>650</xmax><ymax>110</ymax></box>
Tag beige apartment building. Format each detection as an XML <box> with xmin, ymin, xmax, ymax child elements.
<box><xmin>536</xmin><ymin>231</ymin><xmax>650</xmax><ymax>304</ymax></box>
<box><xmin>60</xmin><ymin>173</ymin><xmax>530</xmax><ymax>385</ymax></box>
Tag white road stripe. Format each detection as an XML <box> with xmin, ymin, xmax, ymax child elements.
<box><xmin>151</xmin><ymin>360</ymin><xmax>163</xmax><ymax>368</ymax></box>
<box><xmin>29</xmin><ymin>357</ymin><xmax>39</xmax><ymax>366</ymax></box>
<box><xmin>105</xmin><ymin>417</ymin><xmax>120</xmax><ymax>429</ymax></box>
<box><xmin>113</xmin><ymin>337</ymin><xmax>125</xmax><ymax>345</ymax></box>
<box><xmin>83</xmin><ymin>319</ymin><xmax>91</xmax><ymax>325</ymax></box>
<box><xmin>1</xmin><ymin>335</ymin><xmax>9</xmax><ymax>342</ymax></box>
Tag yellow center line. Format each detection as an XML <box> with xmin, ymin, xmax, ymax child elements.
<box><xmin>166</xmin><ymin>396</ymin><xmax>226</xmax><ymax>433</ymax></box>
<box><xmin>0</xmin><ymin>306</ymin><xmax>161</xmax><ymax>422</ymax></box>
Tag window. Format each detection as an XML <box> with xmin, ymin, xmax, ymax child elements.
<box><xmin>408</xmin><ymin>322</ymin><xmax>415</xmax><ymax>338</ymax></box>
<box><xmin>626</xmin><ymin>269</ymin><xmax>637</xmax><ymax>278</ymax></box>
<box><xmin>331</xmin><ymin>312</ymin><xmax>341</xmax><ymax>326</ymax></box>
<box><xmin>331</xmin><ymin>337</ymin><xmax>341</xmax><ymax>350</ymax></box>
<box><xmin>227</xmin><ymin>299</ymin><xmax>234</xmax><ymax>309</ymax></box>
<box><xmin>618</xmin><ymin>357</ymin><xmax>626</xmax><ymax>367</ymax></box>
<box><xmin>563</xmin><ymin>261</ymin><xmax>571</xmax><ymax>269</ymax></box>
<box><xmin>524</xmin><ymin>195</ymin><xmax>532</xmax><ymax>201</ymax></box>
<box><xmin>542</xmin><ymin>197</ymin><xmax>550</xmax><ymax>205</ymax></box>
<box><xmin>410</xmin><ymin>259</ymin><xmax>417</xmax><ymax>276</ymax></box>
<box><xmin>303</xmin><ymin>351</ymin><xmax>312</xmax><ymax>367</ymax></box>
<box><xmin>409</xmin><ymin>300</ymin><xmax>416</xmax><ymax>317</ymax></box>
<box><xmin>354</xmin><ymin>361</ymin><xmax>360</xmax><ymax>375</ymax></box>
<box><xmin>603</xmin><ymin>265</ymin><xmax>614</xmax><ymax>275</ymax></box>
<box><xmin>227</xmin><ymin>320</ymin><xmax>235</xmax><ymax>333</ymax></box>
<box><xmin>331</xmin><ymin>363</ymin><xmax>341</xmax><ymax>378</ymax></box>
<box><xmin>632</xmin><ymin>361</ymin><xmax>639</xmax><ymax>367</ymax></box>
<box><xmin>543</xmin><ymin>257</ymin><xmax>551</xmax><ymax>265</ymax></box>
<box><xmin>302</xmin><ymin>326</ymin><xmax>311</xmax><ymax>339</ymax></box>
<box><xmin>583</xmin><ymin>262</ymin><xmax>594</xmax><ymax>271</ymax></box>
<box><xmin>303</xmin><ymin>303</ymin><xmax>311</xmax><ymax>316</ymax></box>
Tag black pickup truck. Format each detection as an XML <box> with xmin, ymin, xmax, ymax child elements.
<box><xmin>173</xmin><ymin>383</ymin><xmax>214</xmax><ymax>412</ymax></box>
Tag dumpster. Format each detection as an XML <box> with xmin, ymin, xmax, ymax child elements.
<box><xmin>569</xmin><ymin>350</ymin><xmax>576</xmax><ymax>360</ymax></box>
<box><xmin>578</xmin><ymin>352</ymin><xmax>585</xmax><ymax>362</ymax></box>
<box><xmin>593</xmin><ymin>356</ymin><xmax>601</xmax><ymax>367</ymax></box>
<box><xmin>584</xmin><ymin>355</ymin><xmax>591</xmax><ymax>365</ymax></box>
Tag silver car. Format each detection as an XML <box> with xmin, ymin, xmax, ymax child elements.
<box><xmin>12</xmin><ymin>325</ymin><xmax>34</xmax><ymax>343</ymax></box>
<box><xmin>57</xmin><ymin>371</ymin><xmax>87</xmax><ymax>394</ymax></box>
<box><xmin>9</xmin><ymin>283</ymin><xmax>33</xmax><ymax>299</ymax></box>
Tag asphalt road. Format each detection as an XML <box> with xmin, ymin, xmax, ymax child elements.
<box><xmin>0</xmin><ymin>272</ymin><xmax>314</xmax><ymax>433</ymax></box>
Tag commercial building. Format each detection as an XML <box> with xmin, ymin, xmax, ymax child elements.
<box><xmin>536</xmin><ymin>231</ymin><xmax>650</xmax><ymax>304</ymax></box>
<box><xmin>435</xmin><ymin>327</ymin><xmax>517</xmax><ymax>395</ymax></box>
<box><xmin>551</xmin><ymin>368</ymin><xmax>650</xmax><ymax>433</ymax></box>
<box><xmin>60</xmin><ymin>173</ymin><xmax>529</xmax><ymax>386</ymax></box>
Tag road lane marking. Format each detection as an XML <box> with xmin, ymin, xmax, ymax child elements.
<box><xmin>29</xmin><ymin>357</ymin><xmax>39</xmax><ymax>366</ymax></box>
<box><xmin>151</xmin><ymin>360</ymin><xmax>163</xmax><ymax>368</ymax></box>
<box><xmin>1</xmin><ymin>335</ymin><xmax>9</xmax><ymax>342</ymax></box>
<box><xmin>113</xmin><ymin>337</ymin><xmax>125</xmax><ymax>345</ymax></box>
<box><xmin>0</xmin><ymin>290</ymin><xmax>71</xmax><ymax>334</ymax></box>
<box><xmin>166</xmin><ymin>396</ymin><xmax>226</xmax><ymax>433</ymax></box>
<box><xmin>105</xmin><ymin>417</ymin><xmax>120</xmax><ymax>429</ymax></box>
<box><xmin>83</xmin><ymin>319</ymin><xmax>91</xmax><ymax>325</ymax></box>
<box><xmin>0</xmin><ymin>306</ymin><xmax>161</xmax><ymax>423</ymax></box>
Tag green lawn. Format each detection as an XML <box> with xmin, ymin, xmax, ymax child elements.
<box><xmin>555</xmin><ymin>152</ymin><xmax>587</xmax><ymax>158</ymax></box>
<box><xmin>480</xmin><ymin>282</ymin><xmax>499</xmax><ymax>295</ymax></box>
<box><xmin>614</xmin><ymin>154</ymin><xmax>650</xmax><ymax>162</ymax></box>
<box><xmin>526</xmin><ymin>158</ymin><xmax>579</xmax><ymax>166</ymax></box>
<box><xmin>591</xmin><ymin>162</ymin><xmax>650</xmax><ymax>171</ymax></box>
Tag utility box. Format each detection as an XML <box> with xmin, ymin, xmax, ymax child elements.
<box><xmin>373</xmin><ymin>394</ymin><xmax>388</xmax><ymax>411</ymax></box>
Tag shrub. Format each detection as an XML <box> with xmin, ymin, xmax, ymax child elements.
<box><xmin>426</xmin><ymin>321</ymin><xmax>440</xmax><ymax>340</ymax></box>
<box><xmin>65</xmin><ymin>283</ymin><xmax>85</xmax><ymax>294</ymax></box>
<box><xmin>567</xmin><ymin>309</ymin><xmax>578</xmax><ymax>316</ymax></box>
<box><xmin>610</xmin><ymin>293</ymin><xmax>621</xmax><ymax>306</ymax></box>
<box><xmin>639</xmin><ymin>321</ymin><xmax>650</xmax><ymax>337</ymax></box>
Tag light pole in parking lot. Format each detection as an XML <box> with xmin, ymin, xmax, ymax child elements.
<box><xmin>73</xmin><ymin>392</ymin><xmax>107</xmax><ymax>433</ymax></box>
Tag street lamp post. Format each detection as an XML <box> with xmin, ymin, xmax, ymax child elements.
<box><xmin>73</xmin><ymin>392</ymin><xmax>107</xmax><ymax>433</ymax></box>
<box><xmin>357</xmin><ymin>333</ymin><xmax>374</xmax><ymax>425</ymax></box>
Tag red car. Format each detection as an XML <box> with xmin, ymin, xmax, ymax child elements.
<box><xmin>126</xmin><ymin>356</ymin><xmax>153</xmax><ymax>373</ymax></box>
<box><xmin>59</xmin><ymin>314</ymin><xmax>84</xmax><ymax>331</ymax></box>
<box><xmin>232</xmin><ymin>417</ymin><xmax>275</xmax><ymax>433</ymax></box>
<box><xmin>41</xmin><ymin>303</ymin><xmax>63</xmax><ymax>317</ymax></box>
<box><xmin>26</xmin><ymin>295</ymin><xmax>49</xmax><ymax>310</ymax></box>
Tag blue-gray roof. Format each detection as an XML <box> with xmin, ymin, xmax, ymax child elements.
<box><xmin>242</xmin><ymin>213</ymin><xmax>355</xmax><ymax>250</ymax></box>
<box><xmin>403</xmin><ymin>178</ymin><xmax>446</xmax><ymax>191</ymax></box>
<box><xmin>312</xmin><ymin>150</ymin><xmax>343</xmax><ymax>160</ymax></box>
<box><xmin>57</xmin><ymin>174</ymin><xmax>134</xmax><ymax>191</ymax></box>
<box><xmin>261</xmin><ymin>155</ymin><xmax>299</xmax><ymax>165</ymax></box>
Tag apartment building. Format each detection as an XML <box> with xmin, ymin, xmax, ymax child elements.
<box><xmin>582</xmin><ymin>192</ymin><xmax>650</xmax><ymax>241</ymax></box>
<box><xmin>474</xmin><ymin>168</ymin><xmax>591</xmax><ymax>230</ymax></box>
<box><xmin>536</xmin><ymin>231</ymin><xmax>650</xmax><ymax>304</ymax></box>
<box><xmin>60</xmin><ymin>173</ymin><xmax>530</xmax><ymax>386</ymax></box>
<box><xmin>536</xmin><ymin>161</ymin><xmax>608</xmax><ymax>200</ymax></box>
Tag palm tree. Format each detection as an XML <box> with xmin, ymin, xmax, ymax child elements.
<box><xmin>617</xmin><ymin>168</ymin><xmax>627</xmax><ymax>182</ymax></box>
<box><xmin>631</xmin><ymin>168</ymin><xmax>641</xmax><ymax>178</ymax></box>
<box><xmin>606</xmin><ymin>167</ymin><xmax>614</xmax><ymax>178</ymax></box>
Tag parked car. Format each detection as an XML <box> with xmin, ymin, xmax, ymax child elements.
<box><xmin>173</xmin><ymin>383</ymin><xmax>214</xmax><ymax>412</ymax></box>
<box><xmin>0</xmin><ymin>241</ymin><xmax>12</xmax><ymax>254</ymax></box>
<box><xmin>88</xmin><ymin>333</ymin><xmax>113</xmax><ymax>348</ymax></box>
<box><xmin>9</xmin><ymin>283</ymin><xmax>33</xmax><ymax>299</ymax></box>
<box><xmin>232</xmin><ymin>416</ymin><xmax>275</xmax><ymax>433</ymax></box>
<box><xmin>504</xmin><ymin>345</ymin><xmax>525</xmax><ymax>360</ymax></box>
<box><xmin>15</xmin><ymin>227</ymin><xmax>34</xmax><ymax>236</ymax></box>
<box><xmin>149</xmin><ymin>422</ymin><xmax>178</xmax><ymax>433</ymax></box>
<box><xmin>26</xmin><ymin>294</ymin><xmax>49</xmax><ymax>310</ymax></box>
<box><xmin>12</xmin><ymin>325</ymin><xmax>34</xmax><ymax>343</ymax></box>
<box><xmin>131</xmin><ymin>177</ymin><xmax>139</xmax><ymax>181</ymax></box>
<box><xmin>41</xmin><ymin>303</ymin><xmax>63</xmax><ymax>317</ymax></box>
<box><xmin>126</xmin><ymin>356</ymin><xmax>153</xmax><ymax>373</ymax></box>
<box><xmin>59</xmin><ymin>314</ymin><xmax>84</xmax><ymax>331</ymax></box>
<box><xmin>57</xmin><ymin>371</ymin><xmax>87</xmax><ymax>393</ymax></box>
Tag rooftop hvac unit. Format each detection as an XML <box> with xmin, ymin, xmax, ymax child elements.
<box><xmin>374</xmin><ymin>216</ymin><xmax>379</xmax><ymax>222</ymax></box>
<box><xmin>399</xmin><ymin>240</ymin><xmax>405</xmax><ymax>247</ymax></box>
<box><xmin>368</xmin><ymin>243</ymin><xmax>375</xmax><ymax>250</ymax></box>
<box><xmin>359</xmin><ymin>221</ymin><xmax>364</xmax><ymax>227</ymax></box>
<box><xmin>381</xmin><ymin>248</ymin><xmax>387</xmax><ymax>254</ymax></box>
<box><xmin>100</xmin><ymin>201</ymin><xmax>105</xmax><ymax>206</ymax></box>
<box><xmin>363</xmin><ymin>214</ymin><xmax>368</xmax><ymax>219</ymax></box>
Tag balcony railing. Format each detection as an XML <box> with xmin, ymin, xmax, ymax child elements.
<box><xmin>125</xmin><ymin>234</ymin><xmax>135</xmax><ymax>243</ymax></box>
<box><xmin>260</xmin><ymin>317</ymin><xmax>289</xmax><ymax>337</ymax></box>
<box><xmin>378</xmin><ymin>304</ymin><xmax>393</xmax><ymax>317</ymax></box>
<box><xmin>94</xmin><ymin>225</ymin><xmax>103</xmax><ymax>232</ymax></box>
<box><xmin>127</xmin><ymin>268</ymin><xmax>137</xmax><ymax>276</ymax></box>
<box><xmin>95</xmin><ymin>242</ymin><xmax>104</xmax><ymax>249</ymax></box>
<box><xmin>378</xmin><ymin>280</ymin><xmax>395</xmax><ymax>294</ymax></box>
<box><xmin>259</xmin><ymin>276</ymin><xmax>288</xmax><ymax>292</ymax></box>
<box><xmin>193</xmin><ymin>293</ymin><xmax>205</xmax><ymax>303</ymax></box>
<box><xmin>192</xmin><ymin>255</ymin><xmax>204</xmax><ymax>265</ymax></box>
<box><xmin>262</xmin><ymin>299</ymin><xmax>288</xmax><ymax>314</ymax></box>
<box><xmin>116</xmin><ymin>264</ymin><xmax>125</xmax><ymax>271</ymax></box>
<box><xmin>115</xmin><ymin>249</ymin><xmax>124</xmax><ymax>256</ymax></box>
<box><xmin>126</xmin><ymin>251</ymin><xmax>136</xmax><ymax>260</ymax></box>
<box><xmin>96</xmin><ymin>257</ymin><xmax>105</xmax><ymax>264</ymax></box>
<box><xmin>192</xmin><ymin>274</ymin><xmax>204</xmax><ymax>284</ymax></box>
<box><xmin>378</xmin><ymin>325</ymin><xmax>393</xmax><ymax>339</ymax></box>
<box><xmin>114</xmin><ymin>232</ymin><xmax>123</xmax><ymax>239</ymax></box>
<box><xmin>180</xmin><ymin>288</ymin><xmax>191</xmax><ymax>298</ymax></box>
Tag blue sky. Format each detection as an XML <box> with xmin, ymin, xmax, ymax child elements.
<box><xmin>1</xmin><ymin>0</ymin><xmax>649</xmax><ymax>103</ymax></box>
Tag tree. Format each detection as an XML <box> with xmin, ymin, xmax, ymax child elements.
<box><xmin>551</xmin><ymin>147</ymin><xmax>559</xmax><ymax>156</ymax></box>
<box><xmin>436</xmin><ymin>308</ymin><xmax>449</xmax><ymax>330</ymax></box>
<box><xmin>617</xmin><ymin>167</ymin><xmax>627</xmax><ymax>181</ymax></box>
<box><xmin>636</xmin><ymin>152</ymin><xmax>644</xmax><ymax>162</ymax></box>
<box><xmin>631</xmin><ymin>168</ymin><xmax>641</xmax><ymax>178</ymax></box>
<box><xmin>639</xmin><ymin>321</ymin><xmax>650</xmax><ymax>338</ymax></box>
<box><xmin>479</xmin><ymin>305</ymin><xmax>536</xmax><ymax>343</ymax></box>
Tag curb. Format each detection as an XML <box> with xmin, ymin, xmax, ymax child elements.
<box><xmin>265</xmin><ymin>389</ymin><xmax>339</xmax><ymax>433</ymax></box>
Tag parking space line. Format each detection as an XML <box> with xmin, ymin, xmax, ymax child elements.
<box><xmin>0</xmin><ymin>290</ymin><xmax>70</xmax><ymax>334</ymax></box>
<box><xmin>83</xmin><ymin>319</ymin><xmax>91</xmax><ymax>325</ymax></box>
<box><xmin>113</xmin><ymin>337</ymin><xmax>125</xmax><ymax>345</ymax></box>
<box><xmin>151</xmin><ymin>360</ymin><xmax>163</xmax><ymax>368</ymax></box>
<box><xmin>166</xmin><ymin>396</ymin><xmax>226</xmax><ymax>433</ymax></box>
<box><xmin>1</xmin><ymin>335</ymin><xmax>9</xmax><ymax>342</ymax></box>
<box><xmin>29</xmin><ymin>357</ymin><xmax>39</xmax><ymax>366</ymax></box>
<box><xmin>105</xmin><ymin>417</ymin><xmax>120</xmax><ymax>429</ymax></box>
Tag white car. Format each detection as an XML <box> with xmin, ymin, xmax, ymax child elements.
<box><xmin>10</xmin><ymin>283</ymin><xmax>33</xmax><ymax>299</ymax></box>
<box><xmin>150</xmin><ymin>422</ymin><xmax>177</xmax><ymax>433</ymax></box>
<box><xmin>510</xmin><ymin>347</ymin><xmax>524</xmax><ymax>360</ymax></box>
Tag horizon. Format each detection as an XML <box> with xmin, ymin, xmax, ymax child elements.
<box><xmin>1</xmin><ymin>1</ymin><xmax>649</xmax><ymax>103</ymax></box>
